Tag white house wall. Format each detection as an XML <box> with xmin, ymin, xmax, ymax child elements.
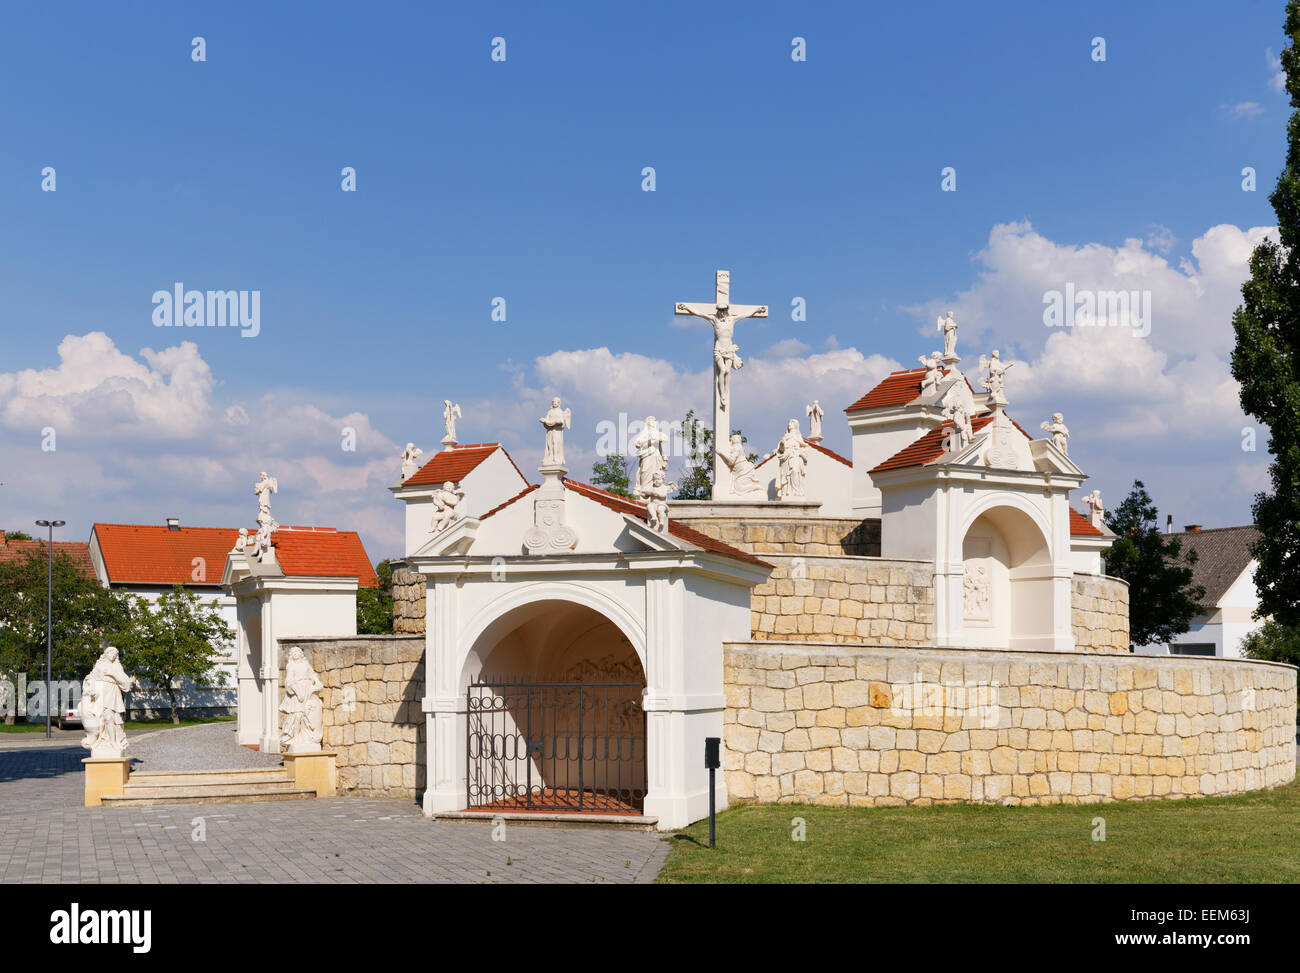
<box><xmin>403</xmin><ymin>450</ymin><xmax>527</xmax><ymax>555</ymax></box>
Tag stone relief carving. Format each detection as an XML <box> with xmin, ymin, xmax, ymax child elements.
<box><xmin>963</xmin><ymin>565</ymin><xmax>991</xmax><ymax>623</ymax></box>
<box><xmin>523</xmin><ymin>497</ymin><xmax>579</xmax><ymax>553</ymax></box>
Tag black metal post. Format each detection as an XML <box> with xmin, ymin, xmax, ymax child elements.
<box><xmin>35</xmin><ymin>519</ymin><xmax>64</xmax><ymax>739</ymax></box>
<box><xmin>704</xmin><ymin>736</ymin><xmax>720</xmax><ymax>848</ymax></box>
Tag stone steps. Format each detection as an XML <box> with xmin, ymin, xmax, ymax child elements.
<box><xmin>102</xmin><ymin>766</ymin><xmax>316</xmax><ymax>807</ymax></box>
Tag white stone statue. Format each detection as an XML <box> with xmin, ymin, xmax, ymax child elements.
<box><xmin>644</xmin><ymin>471</ymin><xmax>676</xmax><ymax>534</ymax></box>
<box><xmin>918</xmin><ymin>351</ymin><xmax>943</xmax><ymax>395</ymax></box>
<box><xmin>79</xmin><ymin>646</ymin><xmax>135</xmax><ymax>758</ymax></box>
<box><xmin>805</xmin><ymin>401</ymin><xmax>824</xmax><ymax>443</ymax></box>
<box><xmin>633</xmin><ymin>416</ymin><xmax>669</xmax><ymax>499</ymax></box>
<box><xmin>675</xmin><ymin>271</ymin><xmax>768</xmax><ymax>416</ymax></box>
<box><xmin>720</xmin><ymin>432</ymin><xmax>760</xmax><ymax>495</ymax></box>
<box><xmin>233</xmin><ymin>527</ymin><xmax>249</xmax><ymax>554</ymax></box>
<box><xmin>938</xmin><ymin>311</ymin><xmax>959</xmax><ymax>362</ymax></box>
<box><xmin>442</xmin><ymin>400</ymin><xmax>462</xmax><ymax>447</ymax></box>
<box><xmin>1040</xmin><ymin>413</ymin><xmax>1070</xmax><ymax>454</ymax></box>
<box><xmin>279</xmin><ymin>646</ymin><xmax>324</xmax><ymax>754</ymax></box>
<box><xmin>251</xmin><ymin>522</ymin><xmax>275</xmax><ymax>563</ymax></box>
<box><xmin>1084</xmin><ymin>489</ymin><xmax>1105</xmax><ymax>528</ymax></box>
<box><xmin>943</xmin><ymin>400</ymin><xmax>974</xmax><ymax>453</ymax></box>
<box><xmin>430</xmin><ymin>480</ymin><xmax>466</xmax><ymax>534</ymax></box>
<box><xmin>540</xmin><ymin>397</ymin><xmax>571</xmax><ymax>469</ymax></box>
<box><xmin>400</xmin><ymin>443</ymin><xmax>424</xmax><ymax>480</ymax></box>
<box><xmin>254</xmin><ymin>472</ymin><xmax>278</xmax><ymax>531</ymax></box>
<box><xmin>978</xmin><ymin>350</ymin><xmax>1016</xmax><ymax>404</ymax></box>
<box><xmin>776</xmin><ymin>419</ymin><xmax>809</xmax><ymax>500</ymax></box>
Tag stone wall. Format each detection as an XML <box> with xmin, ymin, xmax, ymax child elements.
<box><xmin>391</xmin><ymin>567</ymin><xmax>426</xmax><ymax>635</ymax></box>
<box><xmin>672</xmin><ymin>517</ymin><xmax>880</xmax><ymax>556</ymax></box>
<box><xmin>1072</xmin><ymin>573</ymin><xmax>1130</xmax><ymax>654</ymax></box>
<box><xmin>279</xmin><ymin>635</ymin><xmax>424</xmax><ymax>799</ymax></box>
<box><xmin>750</xmin><ymin>555</ymin><xmax>934</xmax><ymax>645</ymax></box>
<box><xmin>723</xmin><ymin>642</ymin><xmax>1296</xmax><ymax>807</ymax></box>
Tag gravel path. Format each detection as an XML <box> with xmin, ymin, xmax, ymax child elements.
<box><xmin>126</xmin><ymin>722</ymin><xmax>282</xmax><ymax>772</ymax></box>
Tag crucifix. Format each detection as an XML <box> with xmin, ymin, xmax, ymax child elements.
<box><xmin>674</xmin><ymin>269</ymin><xmax>768</xmax><ymax>499</ymax></box>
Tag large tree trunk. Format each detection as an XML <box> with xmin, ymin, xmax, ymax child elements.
<box><xmin>168</xmin><ymin>684</ymin><xmax>179</xmax><ymax>725</ymax></box>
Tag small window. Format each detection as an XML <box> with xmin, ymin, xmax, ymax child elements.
<box><xmin>1170</xmin><ymin>643</ymin><xmax>1216</xmax><ymax>657</ymax></box>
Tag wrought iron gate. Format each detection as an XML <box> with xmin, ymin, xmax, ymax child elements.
<box><xmin>466</xmin><ymin>679</ymin><xmax>646</xmax><ymax>812</ymax></box>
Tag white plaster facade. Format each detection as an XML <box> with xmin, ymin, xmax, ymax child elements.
<box><xmin>391</xmin><ymin>445</ymin><xmax>528</xmax><ymax>556</ymax></box>
<box><xmin>403</xmin><ymin>476</ymin><xmax>769</xmax><ymax>830</ymax></box>
<box><xmin>753</xmin><ymin>443</ymin><xmax>855</xmax><ymax>516</ymax></box>
<box><xmin>1141</xmin><ymin>560</ymin><xmax>1263</xmax><ymax>659</ymax></box>
<box><xmin>223</xmin><ymin>549</ymin><xmax>359</xmax><ymax>753</ymax></box>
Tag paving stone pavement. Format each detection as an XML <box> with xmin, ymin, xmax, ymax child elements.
<box><xmin>0</xmin><ymin>740</ymin><xmax>670</xmax><ymax>884</ymax></box>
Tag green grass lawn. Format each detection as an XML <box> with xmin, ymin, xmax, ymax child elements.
<box><xmin>0</xmin><ymin>716</ymin><xmax>235</xmax><ymax>733</ymax></box>
<box><xmin>658</xmin><ymin>778</ymin><xmax>1300</xmax><ymax>883</ymax></box>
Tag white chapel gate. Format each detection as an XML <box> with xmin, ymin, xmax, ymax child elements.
<box><xmin>960</xmin><ymin>502</ymin><xmax>1054</xmax><ymax>651</ymax></box>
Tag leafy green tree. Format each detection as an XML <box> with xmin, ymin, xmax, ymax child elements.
<box><xmin>1102</xmin><ymin>481</ymin><xmax>1206</xmax><ymax>648</ymax></box>
<box><xmin>1242</xmin><ymin>620</ymin><xmax>1300</xmax><ymax>666</ymax></box>
<box><xmin>590</xmin><ymin>453</ymin><xmax>634</xmax><ymax>498</ymax></box>
<box><xmin>0</xmin><ymin>547</ymin><xmax>129</xmax><ymax>683</ymax></box>
<box><xmin>1230</xmin><ymin>2</ymin><xmax>1300</xmax><ymax>628</ymax></box>
<box><xmin>674</xmin><ymin>409</ymin><xmax>758</xmax><ymax>500</ymax></box>
<box><xmin>117</xmin><ymin>586</ymin><xmax>234</xmax><ymax>724</ymax></box>
<box><xmin>357</xmin><ymin>559</ymin><xmax>394</xmax><ymax>634</ymax></box>
<box><xmin>1</xmin><ymin>530</ymin><xmax>33</xmax><ymax>541</ymax></box>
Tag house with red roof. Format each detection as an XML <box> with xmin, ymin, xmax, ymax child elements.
<box><xmin>0</xmin><ymin>530</ymin><xmax>96</xmax><ymax>579</ymax></box>
<box><xmin>91</xmin><ymin>518</ymin><xmax>377</xmax><ymax>722</ymax></box>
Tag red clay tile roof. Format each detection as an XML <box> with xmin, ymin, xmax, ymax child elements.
<box><xmin>404</xmin><ymin>443</ymin><xmax>525</xmax><ymax>487</ymax></box>
<box><xmin>562</xmin><ymin>479</ymin><xmax>770</xmax><ymax>566</ymax></box>
<box><xmin>479</xmin><ymin>483</ymin><xmax>540</xmax><ymax>520</ymax></box>
<box><xmin>846</xmin><ymin>367</ymin><xmax>970</xmax><ymax>412</ymax></box>
<box><xmin>1069</xmin><ymin>508</ymin><xmax>1104</xmax><ymax>537</ymax></box>
<box><xmin>270</xmin><ymin>527</ymin><xmax>378</xmax><ymax>587</ymax></box>
<box><xmin>755</xmin><ymin>440</ymin><xmax>852</xmax><ymax>470</ymax></box>
<box><xmin>0</xmin><ymin>536</ymin><xmax>95</xmax><ymax>579</ymax></box>
<box><xmin>870</xmin><ymin>414</ymin><xmax>997</xmax><ymax>473</ymax></box>
<box><xmin>93</xmin><ymin>523</ymin><xmax>376</xmax><ymax>587</ymax></box>
<box><xmin>93</xmin><ymin>524</ymin><xmax>240</xmax><ymax>586</ymax></box>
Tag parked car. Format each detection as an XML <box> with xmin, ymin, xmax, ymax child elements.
<box><xmin>54</xmin><ymin>706</ymin><xmax>81</xmax><ymax>730</ymax></box>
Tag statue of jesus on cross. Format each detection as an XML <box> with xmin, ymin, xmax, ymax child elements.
<box><xmin>674</xmin><ymin>270</ymin><xmax>768</xmax><ymax>500</ymax></box>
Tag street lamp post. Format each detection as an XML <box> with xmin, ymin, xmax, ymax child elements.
<box><xmin>34</xmin><ymin>519</ymin><xmax>66</xmax><ymax>740</ymax></box>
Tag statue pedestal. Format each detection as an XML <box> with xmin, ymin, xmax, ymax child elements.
<box><xmin>283</xmin><ymin>750</ymin><xmax>337</xmax><ymax>797</ymax></box>
<box><xmin>83</xmin><ymin>757</ymin><xmax>130</xmax><ymax>807</ymax></box>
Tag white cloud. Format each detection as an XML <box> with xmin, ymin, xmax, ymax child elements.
<box><xmin>0</xmin><ymin>334</ymin><xmax>404</xmax><ymax>558</ymax></box>
<box><xmin>1267</xmin><ymin>48</ymin><xmax>1286</xmax><ymax>93</ymax></box>
<box><xmin>1225</xmin><ymin>101</ymin><xmax>1264</xmax><ymax>119</ymax></box>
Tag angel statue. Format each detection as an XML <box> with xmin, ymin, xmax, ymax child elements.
<box><xmin>430</xmin><ymin>480</ymin><xmax>467</xmax><ymax>534</ymax></box>
<box><xmin>978</xmin><ymin>350</ymin><xmax>1016</xmax><ymax>403</ymax></box>
<box><xmin>400</xmin><ymin>443</ymin><xmax>424</xmax><ymax>480</ymax></box>
<box><xmin>442</xmin><ymin>400</ymin><xmax>462</xmax><ymax>444</ymax></box>
<box><xmin>540</xmin><ymin>396</ymin><xmax>572</xmax><ymax>468</ymax></box>
<box><xmin>1040</xmin><ymin>412</ymin><xmax>1069</xmax><ymax>454</ymax></box>
<box><xmin>806</xmin><ymin>400</ymin><xmax>825</xmax><ymax>442</ymax></box>
<box><xmin>918</xmin><ymin>351</ymin><xmax>943</xmax><ymax>395</ymax></box>
<box><xmin>644</xmin><ymin>470</ymin><xmax>676</xmax><ymax>534</ymax></box>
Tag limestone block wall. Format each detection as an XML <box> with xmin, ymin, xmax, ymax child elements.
<box><xmin>392</xmin><ymin>567</ymin><xmax>426</xmax><ymax>635</ymax></box>
<box><xmin>673</xmin><ymin>517</ymin><xmax>880</xmax><ymax>556</ymax></box>
<box><xmin>723</xmin><ymin>642</ymin><xmax>1296</xmax><ymax>808</ymax></box>
<box><xmin>750</xmin><ymin>555</ymin><xmax>934</xmax><ymax>645</ymax></box>
<box><xmin>1072</xmin><ymin>573</ymin><xmax>1130</xmax><ymax>654</ymax></box>
<box><xmin>279</xmin><ymin>635</ymin><xmax>425</xmax><ymax>799</ymax></box>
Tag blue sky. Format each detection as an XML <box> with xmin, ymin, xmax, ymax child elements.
<box><xmin>0</xmin><ymin>1</ymin><xmax>1290</xmax><ymax>558</ymax></box>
